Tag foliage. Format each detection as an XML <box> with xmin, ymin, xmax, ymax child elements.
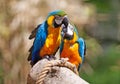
<box><xmin>0</xmin><ymin>62</ymin><xmax>3</xmax><ymax>84</ymax></box>
<box><xmin>81</xmin><ymin>45</ymin><xmax>120</xmax><ymax>84</ymax></box>
<box><xmin>84</xmin><ymin>0</ymin><xmax>112</xmax><ymax>13</ymax></box>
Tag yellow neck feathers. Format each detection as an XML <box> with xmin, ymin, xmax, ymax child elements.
<box><xmin>47</xmin><ymin>16</ymin><xmax>54</xmax><ymax>27</ymax></box>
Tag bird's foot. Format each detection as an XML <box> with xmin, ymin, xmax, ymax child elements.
<box><xmin>49</xmin><ymin>55</ymin><xmax>56</xmax><ymax>60</ymax></box>
<box><xmin>43</xmin><ymin>55</ymin><xmax>56</xmax><ymax>61</ymax></box>
<box><xmin>43</xmin><ymin>56</ymin><xmax>50</xmax><ymax>60</ymax></box>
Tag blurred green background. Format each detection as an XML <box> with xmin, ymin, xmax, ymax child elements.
<box><xmin>0</xmin><ymin>0</ymin><xmax>120</xmax><ymax>84</ymax></box>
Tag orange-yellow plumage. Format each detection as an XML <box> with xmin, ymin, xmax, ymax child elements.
<box><xmin>60</xmin><ymin>32</ymin><xmax>82</xmax><ymax>68</ymax></box>
<box><xmin>47</xmin><ymin>16</ymin><xmax>55</xmax><ymax>26</ymax></box>
<box><xmin>40</xmin><ymin>26</ymin><xmax>61</xmax><ymax>57</ymax></box>
<box><xmin>28</xmin><ymin>10</ymin><xmax>67</xmax><ymax>66</ymax></box>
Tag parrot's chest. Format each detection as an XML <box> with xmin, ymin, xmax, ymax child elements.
<box><xmin>40</xmin><ymin>27</ymin><xmax>61</xmax><ymax>56</ymax></box>
<box><xmin>60</xmin><ymin>42</ymin><xmax>82</xmax><ymax>67</ymax></box>
<box><xmin>61</xmin><ymin>43</ymin><xmax>79</xmax><ymax>57</ymax></box>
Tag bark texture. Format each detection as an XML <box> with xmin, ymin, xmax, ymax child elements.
<box><xmin>27</xmin><ymin>59</ymin><xmax>89</xmax><ymax>84</ymax></box>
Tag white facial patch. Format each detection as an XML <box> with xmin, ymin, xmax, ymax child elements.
<box><xmin>55</xmin><ymin>17</ymin><xmax>63</xmax><ymax>25</ymax></box>
<box><xmin>66</xmin><ymin>23</ymin><xmax>74</xmax><ymax>36</ymax></box>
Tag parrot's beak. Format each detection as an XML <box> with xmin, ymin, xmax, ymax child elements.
<box><xmin>62</xmin><ymin>16</ymin><xmax>69</xmax><ymax>28</ymax></box>
<box><xmin>61</xmin><ymin>22</ymin><xmax>74</xmax><ymax>40</ymax></box>
<box><xmin>61</xmin><ymin>16</ymin><xmax>69</xmax><ymax>35</ymax></box>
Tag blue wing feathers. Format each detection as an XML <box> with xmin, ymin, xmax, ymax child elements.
<box><xmin>77</xmin><ymin>38</ymin><xmax>86</xmax><ymax>71</ymax></box>
<box><xmin>77</xmin><ymin>38</ymin><xmax>86</xmax><ymax>62</ymax></box>
<box><xmin>31</xmin><ymin>21</ymin><xmax>48</xmax><ymax>63</ymax></box>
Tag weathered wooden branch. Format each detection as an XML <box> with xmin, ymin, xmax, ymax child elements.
<box><xmin>27</xmin><ymin>58</ymin><xmax>89</xmax><ymax>84</ymax></box>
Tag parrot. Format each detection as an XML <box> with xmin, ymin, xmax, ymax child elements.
<box><xmin>28</xmin><ymin>10</ymin><xmax>68</xmax><ymax>66</ymax></box>
<box><xmin>60</xmin><ymin>21</ymin><xmax>86</xmax><ymax>71</ymax></box>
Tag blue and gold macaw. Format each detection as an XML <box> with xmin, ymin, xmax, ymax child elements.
<box><xmin>60</xmin><ymin>22</ymin><xmax>86</xmax><ymax>71</ymax></box>
<box><xmin>28</xmin><ymin>10</ymin><xmax>67</xmax><ymax>66</ymax></box>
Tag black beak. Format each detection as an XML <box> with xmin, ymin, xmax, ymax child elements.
<box><xmin>61</xmin><ymin>18</ymin><xmax>74</xmax><ymax>40</ymax></box>
<box><xmin>62</xmin><ymin>17</ymin><xmax>69</xmax><ymax>29</ymax></box>
<box><xmin>61</xmin><ymin>17</ymin><xmax>69</xmax><ymax>34</ymax></box>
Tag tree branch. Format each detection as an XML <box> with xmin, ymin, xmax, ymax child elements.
<box><xmin>27</xmin><ymin>59</ymin><xmax>89</xmax><ymax>84</ymax></box>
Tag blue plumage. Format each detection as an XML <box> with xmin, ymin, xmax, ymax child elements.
<box><xmin>77</xmin><ymin>38</ymin><xmax>86</xmax><ymax>71</ymax></box>
<box><xmin>60</xmin><ymin>23</ymin><xmax>86</xmax><ymax>71</ymax></box>
<box><xmin>28</xmin><ymin>10</ymin><xmax>67</xmax><ymax>66</ymax></box>
<box><xmin>31</xmin><ymin>21</ymin><xmax>48</xmax><ymax>64</ymax></box>
<box><xmin>73</xmin><ymin>26</ymin><xmax>86</xmax><ymax>62</ymax></box>
<box><xmin>77</xmin><ymin>38</ymin><xmax>86</xmax><ymax>62</ymax></box>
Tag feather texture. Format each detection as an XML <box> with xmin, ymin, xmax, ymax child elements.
<box><xmin>28</xmin><ymin>10</ymin><xmax>67</xmax><ymax>66</ymax></box>
<box><xmin>60</xmin><ymin>25</ymin><xmax>86</xmax><ymax>71</ymax></box>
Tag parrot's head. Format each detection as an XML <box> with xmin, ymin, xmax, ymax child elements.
<box><xmin>47</xmin><ymin>10</ymin><xmax>68</xmax><ymax>28</ymax></box>
<box><xmin>61</xmin><ymin>23</ymin><xmax>74</xmax><ymax>40</ymax></box>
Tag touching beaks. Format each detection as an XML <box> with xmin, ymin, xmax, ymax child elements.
<box><xmin>61</xmin><ymin>23</ymin><xmax>74</xmax><ymax>40</ymax></box>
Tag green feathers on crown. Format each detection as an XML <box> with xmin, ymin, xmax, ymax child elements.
<box><xmin>47</xmin><ymin>10</ymin><xmax>67</xmax><ymax>18</ymax></box>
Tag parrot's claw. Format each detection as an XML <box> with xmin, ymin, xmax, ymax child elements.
<box><xmin>49</xmin><ymin>55</ymin><xmax>56</xmax><ymax>60</ymax></box>
<box><xmin>43</xmin><ymin>55</ymin><xmax>56</xmax><ymax>61</ymax></box>
<box><xmin>60</xmin><ymin>58</ymin><xmax>69</xmax><ymax>64</ymax></box>
<box><xmin>43</xmin><ymin>56</ymin><xmax>50</xmax><ymax>60</ymax></box>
